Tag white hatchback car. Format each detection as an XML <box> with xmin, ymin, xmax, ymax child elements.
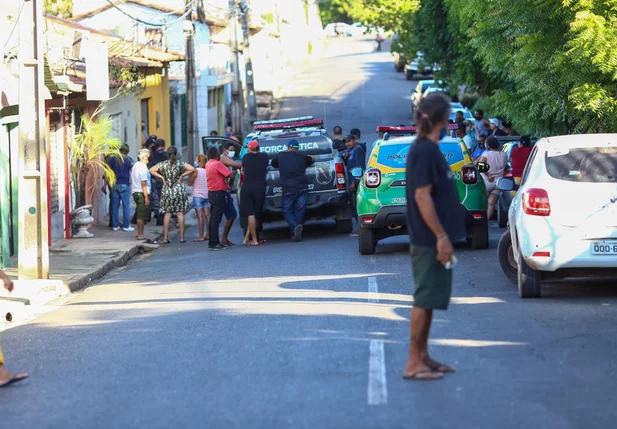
<box><xmin>497</xmin><ymin>134</ymin><xmax>617</xmax><ymax>298</ymax></box>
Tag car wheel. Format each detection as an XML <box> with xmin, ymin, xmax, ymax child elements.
<box><xmin>358</xmin><ymin>227</ymin><xmax>377</xmax><ymax>255</ymax></box>
<box><xmin>517</xmin><ymin>250</ymin><xmax>542</xmax><ymax>298</ymax></box>
<box><xmin>497</xmin><ymin>199</ymin><xmax>508</xmax><ymax>228</ymax></box>
<box><xmin>405</xmin><ymin>70</ymin><xmax>414</xmax><ymax>81</ymax></box>
<box><xmin>336</xmin><ymin>218</ymin><xmax>353</xmax><ymax>234</ymax></box>
<box><xmin>469</xmin><ymin>220</ymin><xmax>489</xmax><ymax>250</ymax></box>
<box><xmin>497</xmin><ymin>230</ymin><xmax>517</xmax><ymax>284</ymax></box>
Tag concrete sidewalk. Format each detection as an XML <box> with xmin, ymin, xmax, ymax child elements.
<box><xmin>0</xmin><ymin>214</ymin><xmax>194</xmax><ymax>328</ymax></box>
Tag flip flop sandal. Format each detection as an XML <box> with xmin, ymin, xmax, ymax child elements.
<box><xmin>162</xmin><ymin>240</ymin><xmax>171</xmax><ymax>244</ymax></box>
<box><xmin>136</xmin><ymin>236</ymin><xmax>146</xmax><ymax>240</ymax></box>
<box><xmin>428</xmin><ymin>361</ymin><xmax>455</xmax><ymax>373</ymax></box>
<box><xmin>180</xmin><ymin>240</ymin><xmax>186</xmax><ymax>243</ymax></box>
<box><xmin>193</xmin><ymin>238</ymin><xmax>206</xmax><ymax>242</ymax></box>
<box><xmin>258</xmin><ymin>240</ymin><xmax>267</xmax><ymax>245</ymax></box>
<box><xmin>0</xmin><ymin>373</ymin><xmax>28</xmax><ymax>388</ymax></box>
<box><xmin>402</xmin><ymin>369</ymin><xmax>444</xmax><ymax>381</ymax></box>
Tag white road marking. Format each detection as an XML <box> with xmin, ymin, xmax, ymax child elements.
<box><xmin>367</xmin><ymin>276</ymin><xmax>387</xmax><ymax>406</ymax></box>
<box><xmin>368</xmin><ymin>276</ymin><xmax>379</xmax><ymax>303</ymax></box>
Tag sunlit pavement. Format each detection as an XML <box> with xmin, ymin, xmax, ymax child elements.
<box><xmin>3</xmin><ymin>37</ymin><xmax>617</xmax><ymax>429</ymax></box>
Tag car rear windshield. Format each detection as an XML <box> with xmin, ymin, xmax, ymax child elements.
<box><xmin>546</xmin><ymin>147</ymin><xmax>617</xmax><ymax>183</ymax></box>
<box><xmin>258</xmin><ymin>132</ymin><xmax>333</xmax><ymax>159</ymax></box>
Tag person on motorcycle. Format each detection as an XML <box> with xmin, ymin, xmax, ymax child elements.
<box><xmin>375</xmin><ymin>34</ymin><xmax>384</xmax><ymax>51</ymax></box>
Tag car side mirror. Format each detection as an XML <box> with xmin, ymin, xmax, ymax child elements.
<box><xmin>351</xmin><ymin>167</ymin><xmax>363</xmax><ymax>178</ymax></box>
<box><xmin>477</xmin><ymin>162</ymin><xmax>490</xmax><ymax>174</ymax></box>
<box><xmin>497</xmin><ymin>177</ymin><xmax>516</xmax><ymax>192</ymax></box>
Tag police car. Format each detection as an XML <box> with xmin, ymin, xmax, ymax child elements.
<box><xmin>237</xmin><ymin>117</ymin><xmax>355</xmax><ymax>233</ymax></box>
<box><xmin>353</xmin><ymin>125</ymin><xmax>490</xmax><ymax>254</ymax></box>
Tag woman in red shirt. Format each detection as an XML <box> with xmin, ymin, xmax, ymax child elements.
<box><xmin>509</xmin><ymin>136</ymin><xmax>533</xmax><ymax>178</ymax></box>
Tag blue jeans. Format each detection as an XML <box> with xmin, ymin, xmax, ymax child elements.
<box><xmin>111</xmin><ymin>183</ymin><xmax>131</xmax><ymax>228</ymax></box>
<box><xmin>282</xmin><ymin>189</ymin><xmax>308</xmax><ymax>234</ymax></box>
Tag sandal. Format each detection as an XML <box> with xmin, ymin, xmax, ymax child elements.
<box><xmin>402</xmin><ymin>369</ymin><xmax>443</xmax><ymax>381</ymax></box>
<box><xmin>427</xmin><ymin>360</ymin><xmax>455</xmax><ymax>373</ymax></box>
<box><xmin>0</xmin><ymin>372</ymin><xmax>28</xmax><ymax>388</ymax></box>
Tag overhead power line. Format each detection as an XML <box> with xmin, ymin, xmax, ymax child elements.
<box><xmin>103</xmin><ymin>0</ymin><xmax>194</xmax><ymax>27</ymax></box>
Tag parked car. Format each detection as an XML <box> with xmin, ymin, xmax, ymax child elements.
<box><xmin>323</xmin><ymin>22</ymin><xmax>351</xmax><ymax>38</ymax></box>
<box><xmin>393</xmin><ymin>52</ymin><xmax>407</xmax><ymax>72</ymax></box>
<box><xmin>497</xmin><ymin>134</ymin><xmax>617</xmax><ymax>298</ymax></box>
<box><xmin>404</xmin><ymin>52</ymin><xmax>438</xmax><ymax>81</ymax></box>
<box><xmin>235</xmin><ymin>116</ymin><xmax>355</xmax><ymax>234</ymax></box>
<box><xmin>353</xmin><ymin>125</ymin><xmax>489</xmax><ymax>255</ymax></box>
<box><xmin>410</xmin><ymin>79</ymin><xmax>435</xmax><ymax>115</ymax></box>
<box><xmin>346</xmin><ymin>22</ymin><xmax>367</xmax><ymax>36</ymax></box>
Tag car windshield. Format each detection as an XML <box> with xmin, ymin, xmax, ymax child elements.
<box><xmin>258</xmin><ymin>131</ymin><xmax>333</xmax><ymax>160</ymax></box>
<box><xmin>546</xmin><ymin>147</ymin><xmax>617</xmax><ymax>183</ymax></box>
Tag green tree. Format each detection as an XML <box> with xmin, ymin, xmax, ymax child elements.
<box><xmin>43</xmin><ymin>0</ymin><xmax>73</xmax><ymax>18</ymax></box>
<box><xmin>319</xmin><ymin>0</ymin><xmax>353</xmax><ymax>24</ymax></box>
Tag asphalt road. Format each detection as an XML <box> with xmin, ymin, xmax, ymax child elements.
<box><xmin>3</xmin><ymin>37</ymin><xmax>617</xmax><ymax>429</ymax></box>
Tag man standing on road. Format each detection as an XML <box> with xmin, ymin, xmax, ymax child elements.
<box><xmin>240</xmin><ymin>140</ymin><xmax>269</xmax><ymax>246</ymax></box>
<box><xmin>350</xmin><ymin>128</ymin><xmax>367</xmax><ymax>159</ymax></box>
<box><xmin>206</xmin><ymin>147</ymin><xmax>232</xmax><ymax>251</ymax></box>
<box><xmin>404</xmin><ymin>93</ymin><xmax>466</xmax><ymax>381</ymax></box>
<box><xmin>220</xmin><ymin>143</ymin><xmax>242</xmax><ymax>246</ymax></box>
<box><xmin>271</xmin><ymin>139</ymin><xmax>314</xmax><ymax>242</ymax></box>
<box><xmin>104</xmin><ymin>144</ymin><xmax>134</xmax><ymax>232</ymax></box>
<box><xmin>343</xmin><ymin>133</ymin><xmax>366</xmax><ymax>236</ymax></box>
<box><xmin>0</xmin><ymin>269</ymin><xmax>28</xmax><ymax>387</ymax></box>
<box><xmin>131</xmin><ymin>149</ymin><xmax>152</xmax><ymax>241</ymax></box>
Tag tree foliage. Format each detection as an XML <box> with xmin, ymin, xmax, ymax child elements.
<box><xmin>43</xmin><ymin>0</ymin><xmax>73</xmax><ymax>18</ymax></box>
<box><xmin>340</xmin><ymin>0</ymin><xmax>617</xmax><ymax>136</ymax></box>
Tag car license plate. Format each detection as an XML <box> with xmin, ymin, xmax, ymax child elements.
<box><xmin>591</xmin><ymin>241</ymin><xmax>617</xmax><ymax>255</ymax></box>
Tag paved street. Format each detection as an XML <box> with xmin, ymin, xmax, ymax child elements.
<box><xmin>3</xmin><ymin>37</ymin><xmax>617</xmax><ymax>429</ymax></box>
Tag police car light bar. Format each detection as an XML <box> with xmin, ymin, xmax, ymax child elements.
<box><xmin>254</xmin><ymin>118</ymin><xmax>323</xmax><ymax>131</ymax></box>
<box><xmin>253</xmin><ymin>116</ymin><xmax>314</xmax><ymax>126</ymax></box>
<box><xmin>376</xmin><ymin>126</ymin><xmax>417</xmax><ymax>133</ymax></box>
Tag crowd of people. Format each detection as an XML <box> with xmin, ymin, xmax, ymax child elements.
<box><xmin>452</xmin><ymin>109</ymin><xmax>533</xmax><ymax>218</ymax></box>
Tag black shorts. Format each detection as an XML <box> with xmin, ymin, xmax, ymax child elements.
<box><xmin>240</xmin><ymin>187</ymin><xmax>265</xmax><ymax>218</ymax></box>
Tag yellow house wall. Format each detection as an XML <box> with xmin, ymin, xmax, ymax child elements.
<box><xmin>140</xmin><ymin>67</ymin><xmax>171</xmax><ymax>148</ymax></box>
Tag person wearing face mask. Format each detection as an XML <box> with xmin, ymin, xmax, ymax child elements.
<box><xmin>219</xmin><ymin>143</ymin><xmax>242</xmax><ymax>246</ymax></box>
<box><xmin>404</xmin><ymin>93</ymin><xmax>465</xmax><ymax>381</ymax></box>
<box><xmin>225</xmin><ymin>126</ymin><xmax>239</xmax><ymax>142</ymax></box>
<box><xmin>471</xmin><ymin>134</ymin><xmax>488</xmax><ymax>161</ymax></box>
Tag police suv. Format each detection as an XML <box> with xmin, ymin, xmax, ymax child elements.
<box><xmin>240</xmin><ymin>117</ymin><xmax>355</xmax><ymax>233</ymax></box>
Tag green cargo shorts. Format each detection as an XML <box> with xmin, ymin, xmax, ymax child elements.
<box><xmin>133</xmin><ymin>192</ymin><xmax>150</xmax><ymax>222</ymax></box>
<box><xmin>410</xmin><ymin>245</ymin><xmax>453</xmax><ymax>310</ymax></box>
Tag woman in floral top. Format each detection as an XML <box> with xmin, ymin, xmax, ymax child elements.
<box><xmin>150</xmin><ymin>145</ymin><xmax>195</xmax><ymax>243</ymax></box>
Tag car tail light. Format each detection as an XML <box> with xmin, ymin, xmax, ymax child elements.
<box><xmin>335</xmin><ymin>162</ymin><xmax>346</xmax><ymax>189</ymax></box>
<box><xmin>361</xmin><ymin>216</ymin><xmax>375</xmax><ymax>224</ymax></box>
<box><xmin>523</xmin><ymin>188</ymin><xmax>551</xmax><ymax>216</ymax></box>
<box><xmin>461</xmin><ymin>165</ymin><xmax>478</xmax><ymax>185</ymax></box>
<box><xmin>365</xmin><ymin>168</ymin><xmax>381</xmax><ymax>188</ymax></box>
<box><xmin>532</xmin><ymin>251</ymin><xmax>550</xmax><ymax>257</ymax></box>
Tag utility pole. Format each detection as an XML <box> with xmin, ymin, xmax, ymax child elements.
<box><xmin>229</xmin><ymin>0</ymin><xmax>244</xmax><ymax>140</ymax></box>
<box><xmin>18</xmin><ymin>0</ymin><xmax>49</xmax><ymax>280</ymax></box>
<box><xmin>184</xmin><ymin>0</ymin><xmax>196</xmax><ymax>161</ymax></box>
<box><xmin>239</xmin><ymin>0</ymin><xmax>257</xmax><ymax>133</ymax></box>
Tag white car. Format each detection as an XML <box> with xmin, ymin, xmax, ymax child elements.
<box><xmin>323</xmin><ymin>23</ymin><xmax>351</xmax><ymax>38</ymax></box>
<box><xmin>346</xmin><ymin>22</ymin><xmax>367</xmax><ymax>36</ymax></box>
<box><xmin>497</xmin><ymin>134</ymin><xmax>617</xmax><ymax>298</ymax></box>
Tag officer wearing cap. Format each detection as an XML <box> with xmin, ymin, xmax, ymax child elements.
<box><xmin>240</xmin><ymin>140</ymin><xmax>269</xmax><ymax>245</ymax></box>
<box><xmin>271</xmin><ymin>139</ymin><xmax>315</xmax><ymax>242</ymax></box>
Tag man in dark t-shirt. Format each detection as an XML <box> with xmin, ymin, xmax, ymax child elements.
<box><xmin>271</xmin><ymin>139</ymin><xmax>315</xmax><ymax>242</ymax></box>
<box><xmin>404</xmin><ymin>96</ymin><xmax>466</xmax><ymax>381</ymax></box>
<box><xmin>240</xmin><ymin>140</ymin><xmax>269</xmax><ymax>245</ymax></box>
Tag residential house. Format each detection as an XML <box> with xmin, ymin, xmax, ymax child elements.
<box><xmin>72</xmin><ymin>0</ymin><xmax>234</xmax><ymax>160</ymax></box>
<box><xmin>0</xmin><ymin>8</ymin><xmax>182</xmax><ymax>267</ymax></box>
